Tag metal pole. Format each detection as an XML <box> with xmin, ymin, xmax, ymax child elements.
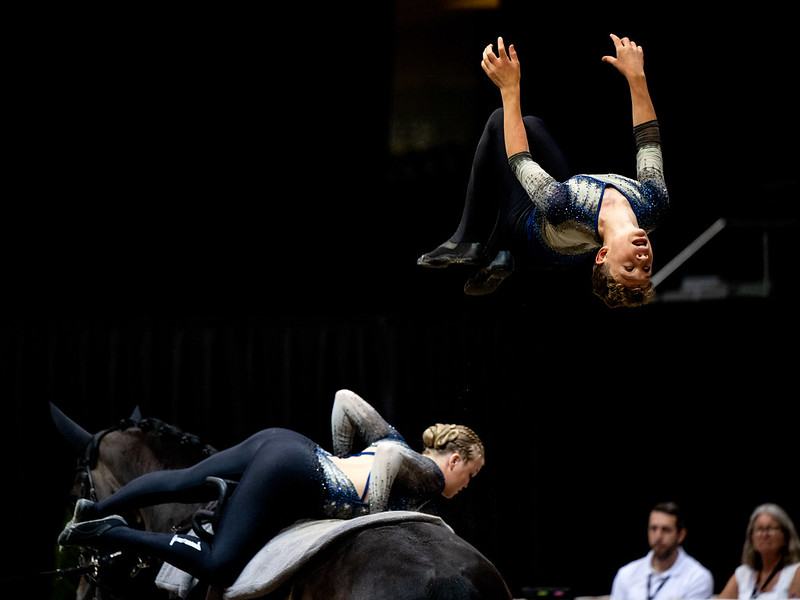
<box><xmin>652</xmin><ymin>217</ymin><xmax>727</xmax><ymax>288</ymax></box>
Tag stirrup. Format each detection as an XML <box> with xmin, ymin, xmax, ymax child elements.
<box><xmin>192</xmin><ymin>476</ymin><xmax>238</xmax><ymax>542</ymax></box>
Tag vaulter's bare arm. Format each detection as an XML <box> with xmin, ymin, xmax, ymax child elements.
<box><xmin>481</xmin><ymin>36</ymin><xmax>527</xmax><ymax>159</ymax></box>
<box><xmin>602</xmin><ymin>33</ymin><xmax>657</xmax><ymax>126</ymax></box>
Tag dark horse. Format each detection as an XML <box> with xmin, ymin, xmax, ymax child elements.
<box><xmin>52</xmin><ymin>405</ymin><xmax>513</xmax><ymax>600</ymax></box>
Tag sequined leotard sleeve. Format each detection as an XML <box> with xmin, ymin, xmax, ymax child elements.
<box><xmin>330</xmin><ymin>389</ymin><xmax>404</xmax><ymax>456</ymax></box>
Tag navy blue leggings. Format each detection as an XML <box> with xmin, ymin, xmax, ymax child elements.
<box><xmin>89</xmin><ymin>428</ymin><xmax>325</xmax><ymax>587</ymax></box>
<box><xmin>452</xmin><ymin>108</ymin><xmax>570</xmax><ymax>255</ymax></box>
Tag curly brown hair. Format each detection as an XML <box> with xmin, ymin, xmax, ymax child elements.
<box><xmin>591</xmin><ymin>263</ymin><xmax>656</xmax><ymax>308</ymax></box>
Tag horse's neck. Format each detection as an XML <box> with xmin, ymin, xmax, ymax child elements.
<box><xmin>96</xmin><ymin>429</ymin><xmax>210</xmax><ymax>534</ymax></box>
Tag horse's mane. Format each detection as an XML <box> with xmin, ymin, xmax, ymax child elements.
<box><xmin>115</xmin><ymin>415</ymin><xmax>217</xmax><ymax>469</ymax></box>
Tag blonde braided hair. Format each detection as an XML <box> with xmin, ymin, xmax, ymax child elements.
<box><xmin>422</xmin><ymin>423</ymin><xmax>484</xmax><ymax>463</ymax></box>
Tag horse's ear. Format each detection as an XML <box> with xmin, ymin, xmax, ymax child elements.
<box><xmin>130</xmin><ymin>405</ymin><xmax>143</xmax><ymax>422</ymax></box>
<box><xmin>50</xmin><ymin>403</ymin><xmax>93</xmax><ymax>455</ymax></box>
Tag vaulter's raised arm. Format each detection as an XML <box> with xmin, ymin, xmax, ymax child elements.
<box><xmin>481</xmin><ymin>36</ymin><xmax>527</xmax><ymax>159</ymax></box>
<box><xmin>602</xmin><ymin>33</ymin><xmax>657</xmax><ymax>127</ymax></box>
<box><xmin>331</xmin><ymin>389</ymin><xmax>399</xmax><ymax>457</ymax></box>
<box><xmin>603</xmin><ymin>33</ymin><xmax>667</xmax><ymax>204</ymax></box>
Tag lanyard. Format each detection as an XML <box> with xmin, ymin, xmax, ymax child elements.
<box><xmin>752</xmin><ymin>562</ymin><xmax>783</xmax><ymax>599</ymax></box>
<box><xmin>647</xmin><ymin>573</ymin><xmax>670</xmax><ymax>600</ymax></box>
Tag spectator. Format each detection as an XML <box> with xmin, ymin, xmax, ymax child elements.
<box><xmin>718</xmin><ymin>503</ymin><xmax>800</xmax><ymax>599</ymax></box>
<box><xmin>610</xmin><ymin>502</ymin><xmax>713</xmax><ymax>600</ymax></box>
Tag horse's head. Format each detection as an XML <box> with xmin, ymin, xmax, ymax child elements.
<box><xmin>51</xmin><ymin>404</ymin><xmax>216</xmax><ymax>599</ymax></box>
<box><xmin>53</xmin><ymin>405</ymin><xmax>216</xmax><ymax>531</ymax></box>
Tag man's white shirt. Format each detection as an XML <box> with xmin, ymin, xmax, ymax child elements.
<box><xmin>610</xmin><ymin>547</ymin><xmax>714</xmax><ymax>600</ymax></box>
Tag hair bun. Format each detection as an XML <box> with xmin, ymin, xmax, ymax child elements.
<box><xmin>423</xmin><ymin>423</ymin><xmax>460</xmax><ymax>450</ymax></box>
<box><xmin>422</xmin><ymin>423</ymin><xmax>484</xmax><ymax>462</ymax></box>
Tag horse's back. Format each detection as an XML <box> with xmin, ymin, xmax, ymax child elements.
<box><xmin>286</xmin><ymin>520</ymin><xmax>512</xmax><ymax>600</ymax></box>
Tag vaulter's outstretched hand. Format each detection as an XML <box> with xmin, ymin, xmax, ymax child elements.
<box><xmin>602</xmin><ymin>33</ymin><xmax>646</xmax><ymax>81</ymax></box>
<box><xmin>481</xmin><ymin>36</ymin><xmax>520</xmax><ymax>92</ymax></box>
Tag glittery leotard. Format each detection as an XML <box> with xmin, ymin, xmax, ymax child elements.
<box><xmin>508</xmin><ymin>119</ymin><xmax>668</xmax><ymax>265</ymax></box>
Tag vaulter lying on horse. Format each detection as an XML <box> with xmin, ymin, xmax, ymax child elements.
<box><xmin>57</xmin><ymin>390</ymin><xmax>486</xmax><ymax>589</ymax></box>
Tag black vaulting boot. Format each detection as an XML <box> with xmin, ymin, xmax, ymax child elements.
<box><xmin>463</xmin><ymin>250</ymin><xmax>514</xmax><ymax>296</ymax></box>
<box><xmin>417</xmin><ymin>241</ymin><xmax>484</xmax><ymax>268</ymax></box>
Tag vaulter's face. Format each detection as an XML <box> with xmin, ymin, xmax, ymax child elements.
<box><xmin>441</xmin><ymin>453</ymin><xmax>484</xmax><ymax>499</ymax></box>
<box><xmin>600</xmin><ymin>228</ymin><xmax>654</xmax><ymax>286</ymax></box>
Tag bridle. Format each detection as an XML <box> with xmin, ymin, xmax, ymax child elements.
<box><xmin>72</xmin><ymin>419</ymin><xmax>156</xmax><ymax>598</ymax></box>
<box><xmin>76</xmin><ymin>421</ymin><xmax>128</xmax><ymax>502</ymax></box>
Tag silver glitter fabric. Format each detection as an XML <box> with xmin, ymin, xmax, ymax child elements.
<box><xmin>331</xmin><ymin>389</ymin><xmax>405</xmax><ymax>457</ymax></box>
<box><xmin>509</xmin><ymin>120</ymin><xmax>669</xmax><ymax>265</ymax></box>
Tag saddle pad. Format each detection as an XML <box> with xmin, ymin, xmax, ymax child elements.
<box><xmin>156</xmin><ymin>511</ymin><xmax>450</xmax><ymax>599</ymax></box>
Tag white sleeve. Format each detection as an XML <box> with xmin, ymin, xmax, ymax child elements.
<box><xmin>683</xmin><ymin>568</ymin><xmax>714</xmax><ymax>600</ymax></box>
<box><xmin>610</xmin><ymin>568</ymin><xmax>627</xmax><ymax>600</ymax></box>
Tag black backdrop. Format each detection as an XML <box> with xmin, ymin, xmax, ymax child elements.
<box><xmin>5</xmin><ymin>4</ymin><xmax>797</xmax><ymax>599</ymax></box>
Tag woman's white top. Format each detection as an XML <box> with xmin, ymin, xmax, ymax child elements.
<box><xmin>734</xmin><ymin>562</ymin><xmax>800</xmax><ymax>599</ymax></box>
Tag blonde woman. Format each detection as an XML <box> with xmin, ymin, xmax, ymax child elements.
<box><xmin>58</xmin><ymin>389</ymin><xmax>484</xmax><ymax>588</ymax></box>
<box><xmin>718</xmin><ymin>504</ymin><xmax>800</xmax><ymax>599</ymax></box>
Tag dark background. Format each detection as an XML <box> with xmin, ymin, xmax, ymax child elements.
<box><xmin>4</xmin><ymin>3</ymin><xmax>797</xmax><ymax>598</ymax></box>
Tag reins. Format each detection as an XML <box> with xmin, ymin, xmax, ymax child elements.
<box><xmin>0</xmin><ymin>564</ymin><xmax>93</xmax><ymax>585</ymax></box>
